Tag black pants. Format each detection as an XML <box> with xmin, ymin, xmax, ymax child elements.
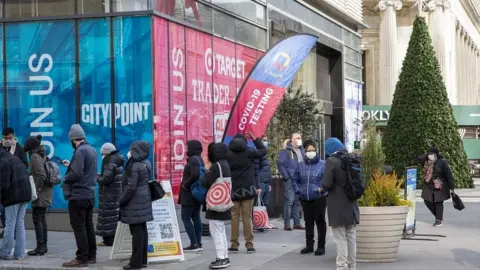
<box><xmin>300</xmin><ymin>196</ymin><xmax>327</xmax><ymax>249</ymax></box>
<box><xmin>129</xmin><ymin>223</ymin><xmax>148</xmax><ymax>268</ymax></box>
<box><xmin>424</xmin><ymin>200</ymin><xmax>444</xmax><ymax>221</ymax></box>
<box><xmin>32</xmin><ymin>207</ymin><xmax>48</xmax><ymax>249</ymax></box>
<box><xmin>68</xmin><ymin>199</ymin><xmax>97</xmax><ymax>262</ymax></box>
<box><xmin>103</xmin><ymin>236</ymin><xmax>115</xmax><ymax>246</ymax></box>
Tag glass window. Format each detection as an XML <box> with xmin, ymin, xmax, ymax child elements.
<box><xmin>256</xmin><ymin>27</ymin><xmax>266</xmax><ymax>50</ymax></box>
<box><xmin>345</xmin><ymin>47</ymin><xmax>361</xmax><ymax>67</ymax></box>
<box><xmin>213</xmin><ymin>9</ymin><xmax>235</xmax><ymax>40</ymax></box>
<box><xmin>209</xmin><ymin>0</ymin><xmax>266</xmax><ymax>25</ymax></box>
<box><xmin>185</xmin><ymin>1</ymin><xmax>213</xmax><ymax>31</ymax></box>
<box><xmin>77</xmin><ymin>0</ymin><xmax>109</xmax><ymax>14</ymax></box>
<box><xmin>112</xmin><ymin>0</ymin><xmax>149</xmax><ymax>12</ymax></box>
<box><xmin>5</xmin><ymin>0</ymin><xmax>75</xmax><ymax>18</ymax></box>
<box><xmin>235</xmin><ymin>19</ymin><xmax>257</xmax><ymax>48</ymax></box>
<box><xmin>345</xmin><ymin>63</ymin><xmax>362</xmax><ymax>82</ymax></box>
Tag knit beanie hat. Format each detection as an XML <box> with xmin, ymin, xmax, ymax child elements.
<box><xmin>68</xmin><ymin>124</ymin><xmax>86</xmax><ymax>141</ymax></box>
<box><xmin>100</xmin><ymin>143</ymin><xmax>116</xmax><ymax>155</ymax></box>
<box><xmin>24</xmin><ymin>135</ymin><xmax>42</xmax><ymax>152</ymax></box>
<box><xmin>428</xmin><ymin>146</ymin><xmax>439</xmax><ymax>155</ymax></box>
<box><xmin>325</xmin><ymin>137</ymin><xmax>345</xmax><ymax>156</ymax></box>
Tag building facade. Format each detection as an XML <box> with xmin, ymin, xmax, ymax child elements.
<box><xmin>361</xmin><ymin>0</ymin><xmax>480</xmax><ymax>171</ymax></box>
<box><xmin>0</xmin><ymin>0</ymin><xmax>364</xmax><ymax>217</ymax></box>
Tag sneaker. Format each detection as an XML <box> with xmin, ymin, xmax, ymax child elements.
<box><xmin>62</xmin><ymin>259</ymin><xmax>88</xmax><ymax>268</ymax></box>
<box><xmin>314</xmin><ymin>248</ymin><xmax>325</xmax><ymax>256</ymax></box>
<box><xmin>228</xmin><ymin>247</ymin><xmax>239</xmax><ymax>253</ymax></box>
<box><xmin>293</xmin><ymin>224</ymin><xmax>305</xmax><ymax>230</ymax></box>
<box><xmin>0</xmin><ymin>255</ymin><xmax>11</xmax><ymax>260</ymax></box>
<box><xmin>284</xmin><ymin>225</ymin><xmax>293</xmax><ymax>231</ymax></box>
<box><xmin>224</xmin><ymin>258</ymin><xmax>231</xmax><ymax>266</ymax></box>
<box><xmin>246</xmin><ymin>247</ymin><xmax>256</xmax><ymax>254</ymax></box>
<box><xmin>433</xmin><ymin>220</ymin><xmax>443</xmax><ymax>227</ymax></box>
<box><xmin>183</xmin><ymin>244</ymin><xmax>201</xmax><ymax>252</ymax></box>
<box><xmin>300</xmin><ymin>247</ymin><xmax>314</xmax><ymax>254</ymax></box>
<box><xmin>88</xmin><ymin>257</ymin><xmax>97</xmax><ymax>264</ymax></box>
<box><xmin>209</xmin><ymin>258</ymin><xmax>229</xmax><ymax>269</ymax></box>
<box><xmin>123</xmin><ymin>265</ymin><xmax>141</xmax><ymax>270</ymax></box>
<box><xmin>198</xmin><ymin>243</ymin><xmax>204</xmax><ymax>251</ymax></box>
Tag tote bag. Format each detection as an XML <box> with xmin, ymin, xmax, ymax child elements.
<box><xmin>253</xmin><ymin>194</ymin><xmax>269</xmax><ymax>229</ymax></box>
<box><xmin>206</xmin><ymin>163</ymin><xmax>234</xmax><ymax>212</ymax></box>
<box><xmin>29</xmin><ymin>176</ymin><xmax>38</xmax><ymax>201</ymax></box>
<box><xmin>451</xmin><ymin>192</ymin><xmax>465</xmax><ymax>211</ymax></box>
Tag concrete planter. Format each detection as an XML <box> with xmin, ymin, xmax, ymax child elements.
<box><xmin>356</xmin><ymin>206</ymin><xmax>409</xmax><ymax>263</ymax></box>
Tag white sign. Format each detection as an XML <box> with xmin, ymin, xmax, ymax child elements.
<box><xmin>111</xmin><ymin>181</ymin><xmax>184</xmax><ymax>263</ymax></box>
<box><xmin>362</xmin><ymin>110</ymin><xmax>390</xmax><ymax>121</ymax></box>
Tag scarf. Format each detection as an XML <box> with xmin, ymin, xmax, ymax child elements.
<box><xmin>423</xmin><ymin>160</ymin><xmax>434</xmax><ymax>183</ymax></box>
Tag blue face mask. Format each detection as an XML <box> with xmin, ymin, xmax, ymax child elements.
<box><xmin>263</xmin><ymin>141</ymin><xmax>268</xmax><ymax>148</ymax></box>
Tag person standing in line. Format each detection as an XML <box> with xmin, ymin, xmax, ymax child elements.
<box><xmin>1</xmin><ymin>127</ymin><xmax>28</xmax><ymax>168</ymax></box>
<box><xmin>119</xmin><ymin>141</ymin><xmax>153</xmax><ymax>270</ymax></box>
<box><xmin>277</xmin><ymin>133</ymin><xmax>305</xmax><ymax>231</ymax></box>
<box><xmin>322</xmin><ymin>137</ymin><xmax>359</xmax><ymax>270</ymax></box>
<box><xmin>178</xmin><ymin>140</ymin><xmax>204</xmax><ymax>252</ymax></box>
<box><xmin>204</xmin><ymin>142</ymin><xmax>232</xmax><ymax>269</ymax></box>
<box><xmin>294</xmin><ymin>140</ymin><xmax>327</xmax><ymax>256</ymax></box>
<box><xmin>96</xmin><ymin>143</ymin><xmax>124</xmax><ymax>246</ymax></box>
<box><xmin>253</xmin><ymin>135</ymin><xmax>274</xmax><ymax>231</ymax></box>
<box><xmin>24</xmin><ymin>135</ymin><xmax>53</xmax><ymax>256</ymax></box>
<box><xmin>0</xmin><ymin>148</ymin><xmax>31</xmax><ymax>260</ymax></box>
<box><xmin>418</xmin><ymin>146</ymin><xmax>455</xmax><ymax>227</ymax></box>
<box><xmin>62</xmin><ymin>124</ymin><xmax>98</xmax><ymax>268</ymax></box>
<box><xmin>228</xmin><ymin>131</ymin><xmax>266</xmax><ymax>254</ymax></box>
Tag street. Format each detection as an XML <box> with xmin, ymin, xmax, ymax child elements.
<box><xmin>0</xmin><ymin>201</ymin><xmax>479</xmax><ymax>269</ymax></box>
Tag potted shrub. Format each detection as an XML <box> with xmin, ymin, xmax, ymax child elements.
<box><xmin>356</xmin><ymin>121</ymin><xmax>411</xmax><ymax>263</ymax></box>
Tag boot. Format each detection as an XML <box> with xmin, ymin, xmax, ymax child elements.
<box><xmin>27</xmin><ymin>246</ymin><xmax>45</xmax><ymax>256</ymax></box>
<box><xmin>300</xmin><ymin>240</ymin><xmax>314</xmax><ymax>254</ymax></box>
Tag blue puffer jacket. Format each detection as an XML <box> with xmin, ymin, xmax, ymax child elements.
<box><xmin>254</xmin><ymin>155</ymin><xmax>271</xmax><ymax>186</ymax></box>
<box><xmin>277</xmin><ymin>142</ymin><xmax>304</xmax><ymax>181</ymax></box>
<box><xmin>293</xmin><ymin>154</ymin><xmax>327</xmax><ymax>201</ymax></box>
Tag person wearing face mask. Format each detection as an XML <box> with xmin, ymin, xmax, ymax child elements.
<box><xmin>96</xmin><ymin>143</ymin><xmax>124</xmax><ymax>247</ymax></box>
<box><xmin>277</xmin><ymin>133</ymin><xmax>304</xmax><ymax>231</ymax></box>
<box><xmin>418</xmin><ymin>146</ymin><xmax>455</xmax><ymax>227</ymax></box>
<box><xmin>62</xmin><ymin>124</ymin><xmax>98</xmax><ymax>268</ymax></box>
<box><xmin>1</xmin><ymin>127</ymin><xmax>28</xmax><ymax>168</ymax></box>
<box><xmin>293</xmin><ymin>140</ymin><xmax>327</xmax><ymax>256</ymax></box>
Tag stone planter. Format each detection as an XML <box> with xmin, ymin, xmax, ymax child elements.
<box><xmin>356</xmin><ymin>206</ymin><xmax>409</xmax><ymax>263</ymax></box>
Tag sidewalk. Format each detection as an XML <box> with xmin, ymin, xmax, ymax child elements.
<box><xmin>415</xmin><ymin>188</ymin><xmax>480</xmax><ymax>202</ymax></box>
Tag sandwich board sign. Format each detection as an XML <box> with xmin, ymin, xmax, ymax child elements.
<box><xmin>110</xmin><ymin>181</ymin><xmax>185</xmax><ymax>263</ymax></box>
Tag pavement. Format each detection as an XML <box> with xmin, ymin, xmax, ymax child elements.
<box><xmin>1</xmin><ymin>199</ymin><xmax>480</xmax><ymax>269</ymax></box>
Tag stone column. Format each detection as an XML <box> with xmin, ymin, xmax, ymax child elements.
<box><xmin>378</xmin><ymin>0</ymin><xmax>402</xmax><ymax>105</ymax></box>
<box><xmin>455</xmin><ymin>22</ymin><xmax>461</xmax><ymax>105</ymax></box>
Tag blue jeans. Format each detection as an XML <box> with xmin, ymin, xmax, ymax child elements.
<box><xmin>181</xmin><ymin>205</ymin><xmax>202</xmax><ymax>246</ymax></box>
<box><xmin>0</xmin><ymin>202</ymin><xmax>27</xmax><ymax>259</ymax></box>
<box><xmin>0</xmin><ymin>205</ymin><xmax>5</xmax><ymax>228</ymax></box>
<box><xmin>259</xmin><ymin>183</ymin><xmax>270</xmax><ymax>207</ymax></box>
<box><xmin>284</xmin><ymin>178</ymin><xmax>301</xmax><ymax>226</ymax></box>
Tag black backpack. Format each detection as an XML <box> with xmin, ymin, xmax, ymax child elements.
<box><xmin>333</xmin><ymin>152</ymin><xmax>365</xmax><ymax>201</ymax></box>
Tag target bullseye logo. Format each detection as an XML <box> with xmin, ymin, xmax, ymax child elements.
<box><xmin>206</xmin><ymin>181</ymin><xmax>231</xmax><ymax>207</ymax></box>
<box><xmin>253</xmin><ymin>209</ymin><xmax>268</xmax><ymax>228</ymax></box>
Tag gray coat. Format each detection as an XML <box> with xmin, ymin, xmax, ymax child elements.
<box><xmin>64</xmin><ymin>142</ymin><xmax>98</xmax><ymax>201</ymax></box>
<box><xmin>29</xmin><ymin>146</ymin><xmax>53</xmax><ymax>208</ymax></box>
<box><xmin>119</xmin><ymin>141</ymin><xmax>153</xmax><ymax>225</ymax></box>
<box><xmin>418</xmin><ymin>155</ymin><xmax>455</xmax><ymax>203</ymax></box>
<box><xmin>322</xmin><ymin>150</ymin><xmax>360</xmax><ymax>227</ymax></box>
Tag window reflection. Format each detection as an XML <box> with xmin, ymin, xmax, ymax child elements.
<box><xmin>209</xmin><ymin>0</ymin><xmax>266</xmax><ymax>25</ymax></box>
<box><xmin>77</xmin><ymin>0</ymin><xmax>109</xmax><ymax>14</ymax></box>
<box><xmin>213</xmin><ymin>9</ymin><xmax>235</xmax><ymax>40</ymax></box>
<box><xmin>235</xmin><ymin>19</ymin><xmax>257</xmax><ymax>48</ymax></box>
<box><xmin>184</xmin><ymin>1</ymin><xmax>213</xmax><ymax>30</ymax></box>
<box><xmin>5</xmin><ymin>0</ymin><xmax>75</xmax><ymax>18</ymax></box>
<box><xmin>112</xmin><ymin>0</ymin><xmax>149</xmax><ymax>12</ymax></box>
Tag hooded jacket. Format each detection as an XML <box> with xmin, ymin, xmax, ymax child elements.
<box><xmin>294</xmin><ymin>153</ymin><xmax>327</xmax><ymax>201</ymax></box>
<box><xmin>178</xmin><ymin>140</ymin><xmax>204</xmax><ymax>206</ymax></box>
<box><xmin>0</xmin><ymin>148</ymin><xmax>31</xmax><ymax>207</ymax></box>
<box><xmin>227</xmin><ymin>134</ymin><xmax>267</xmax><ymax>201</ymax></box>
<box><xmin>29</xmin><ymin>145</ymin><xmax>53</xmax><ymax>208</ymax></box>
<box><xmin>119</xmin><ymin>141</ymin><xmax>153</xmax><ymax>225</ymax></box>
<box><xmin>97</xmin><ymin>150</ymin><xmax>124</xmax><ymax>237</ymax></box>
<box><xmin>203</xmin><ymin>143</ymin><xmax>232</xmax><ymax>221</ymax></box>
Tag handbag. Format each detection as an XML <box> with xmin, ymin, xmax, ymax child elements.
<box><xmin>145</xmin><ymin>165</ymin><xmax>165</xmax><ymax>201</ymax></box>
<box><xmin>206</xmin><ymin>163</ymin><xmax>234</xmax><ymax>212</ymax></box>
<box><xmin>433</xmin><ymin>178</ymin><xmax>443</xmax><ymax>190</ymax></box>
<box><xmin>253</xmin><ymin>194</ymin><xmax>269</xmax><ymax>229</ymax></box>
<box><xmin>29</xmin><ymin>176</ymin><xmax>38</xmax><ymax>201</ymax></box>
<box><xmin>451</xmin><ymin>192</ymin><xmax>465</xmax><ymax>211</ymax></box>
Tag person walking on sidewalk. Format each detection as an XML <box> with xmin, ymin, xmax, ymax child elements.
<box><xmin>277</xmin><ymin>133</ymin><xmax>304</xmax><ymax>231</ymax></box>
<box><xmin>96</xmin><ymin>143</ymin><xmax>124</xmax><ymax>246</ymax></box>
<box><xmin>119</xmin><ymin>141</ymin><xmax>153</xmax><ymax>270</ymax></box>
<box><xmin>62</xmin><ymin>124</ymin><xmax>98</xmax><ymax>268</ymax></box>
<box><xmin>228</xmin><ymin>131</ymin><xmax>266</xmax><ymax>254</ymax></box>
<box><xmin>322</xmin><ymin>138</ymin><xmax>359</xmax><ymax>270</ymax></box>
<box><xmin>0</xmin><ymin>148</ymin><xmax>31</xmax><ymax>260</ymax></box>
<box><xmin>178</xmin><ymin>140</ymin><xmax>204</xmax><ymax>252</ymax></box>
<box><xmin>204</xmin><ymin>142</ymin><xmax>232</xmax><ymax>269</ymax></box>
<box><xmin>418</xmin><ymin>146</ymin><xmax>455</xmax><ymax>227</ymax></box>
<box><xmin>24</xmin><ymin>135</ymin><xmax>53</xmax><ymax>256</ymax></box>
<box><xmin>294</xmin><ymin>140</ymin><xmax>327</xmax><ymax>256</ymax></box>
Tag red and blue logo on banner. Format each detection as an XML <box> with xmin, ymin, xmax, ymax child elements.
<box><xmin>222</xmin><ymin>34</ymin><xmax>318</xmax><ymax>144</ymax></box>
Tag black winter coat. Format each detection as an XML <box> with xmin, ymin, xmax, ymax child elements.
<box><xmin>0</xmin><ymin>148</ymin><xmax>32</xmax><ymax>207</ymax></box>
<box><xmin>418</xmin><ymin>154</ymin><xmax>455</xmax><ymax>203</ymax></box>
<box><xmin>227</xmin><ymin>135</ymin><xmax>267</xmax><ymax>201</ymax></box>
<box><xmin>96</xmin><ymin>151</ymin><xmax>125</xmax><ymax>237</ymax></box>
<box><xmin>2</xmin><ymin>141</ymin><xmax>28</xmax><ymax>168</ymax></box>
<box><xmin>119</xmin><ymin>141</ymin><xmax>153</xmax><ymax>225</ymax></box>
<box><xmin>203</xmin><ymin>143</ymin><xmax>231</xmax><ymax>221</ymax></box>
<box><xmin>178</xmin><ymin>140</ymin><xmax>204</xmax><ymax>206</ymax></box>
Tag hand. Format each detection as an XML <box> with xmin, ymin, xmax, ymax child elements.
<box><xmin>245</xmin><ymin>130</ymin><xmax>255</xmax><ymax>140</ymax></box>
<box><xmin>62</xmin><ymin>160</ymin><xmax>70</xmax><ymax>166</ymax></box>
<box><xmin>450</xmin><ymin>189</ymin><xmax>455</xmax><ymax>194</ymax></box>
<box><xmin>318</xmin><ymin>187</ymin><xmax>323</xmax><ymax>193</ymax></box>
<box><xmin>269</xmin><ymin>185</ymin><xmax>272</xmax><ymax>192</ymax></box>
<box><xmin>256</xmin><ymin>189</ymin><xmax>262</xmax><ymax>195</ymax></box>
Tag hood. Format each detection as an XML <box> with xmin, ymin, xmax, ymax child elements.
<box><xmin>229</xmin><ymin>133</ymin><xmax>248</xmax><ymax>152</ymax></box>
<box><xmin>325</xmin><ymin>137</ymin><xmax>345</xmax><ymax>156</ymax></box>
<box><xmin>208</xmin><ymin>143</ymin><xmax>228</xmax><ymax>163</ymax></box>
<box><xmin>130</xmin><ymin>140</ymin><xmax>150</xmax><ymax>161</ymax></box>
<box><xmin>30</xmin><ymin>145</ymin><xmax>46</xmax><ymax>158</ymax></box>
<box><xmin>187</xmin><ymin>140</ymin><xmax>203</xmax><ymax>157</ymax></box>
<box><xmin>105</xmin><ymin>150</ymin><xmax>125</xmax><ymax>167</ymax></box>
<box><xmin>24</xmin><ymin>135</ymin><xmax>42</xmax><ymax>153</ymax></box>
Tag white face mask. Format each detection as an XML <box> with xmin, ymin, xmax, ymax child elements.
<box><xmin>127</xmin><ymin>151</ymin><xmax>132</xmax><ymax>159</ymax></box>
<box><xmin>428</xmin><ymin>154</ymin><xmax>436</xmax><ymax>161</ymax></box>
<box><xmin>295</xmin><ymin>139</ymin><xmax>303</xmax><ymax>147</ymax></box>
<box><xmin>2</xmin><ymin>138</ymin><xmax>14</xmax><ymax>148</ymax></box>
<box><xmin>305</xmin><ymin>151</ymin><xmax>316</xmax><ymax>160</ymax></box>
<box><xmin>102</xmin><ymin>155</ymin><xmax>106</xmax><ymax>160</ymax></box>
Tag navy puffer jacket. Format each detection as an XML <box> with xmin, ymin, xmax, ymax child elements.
<box><xmin>254</xmin><ymin>155</ymin><xmax>271</xmax><ymax>185</ymax></box>
<box><xmin>293</xmin><ymin>154</ymin><xmax>327</xmax><ymax>201</ymax></box>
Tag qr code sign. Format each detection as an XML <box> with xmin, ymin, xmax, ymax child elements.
<box><xmin>159</xmin><ymin>223</ymin><xmax>174</xmax><ymax>239</ymax></box>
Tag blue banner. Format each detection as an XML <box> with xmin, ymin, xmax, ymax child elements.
<box><xmin>5</xmin><ymin>21</ymin><xmax>76</xmax><ymax>209</ymax></box>
<box><xmin>405</xmin><ymin>167</ymin><xmax>417</xmax><ymax>231</ymax></box>
<box><xmin>113</xmin><ymin>16</ymin><xmax>153</xmax><ymax>161</ymax></box>
<box><xmin>0</xmin><ymin>24</ymin><xmax>3</xmax><ymax>129</ymax></box>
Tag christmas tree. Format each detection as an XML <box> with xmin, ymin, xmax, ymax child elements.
<box><xmin>382</xmin><ymin>16</ymin><xmax>472</xmax><ymax>188</ymax></box>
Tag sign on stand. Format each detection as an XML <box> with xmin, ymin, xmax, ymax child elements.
<box><xmin>111</xmin><ymin>181</ymin><xmax>185</xmax><ymax>263</ymax></box>
<box><xmin>403</xmin><ymin>167</ymin><xmax>417</xmax><ymax>235</ymax></box>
